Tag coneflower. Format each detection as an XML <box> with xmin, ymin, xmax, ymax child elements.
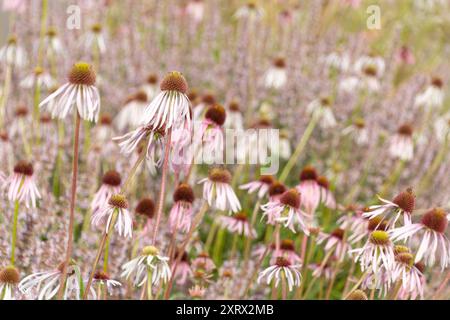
<box><xmin>198</xmin><ymin>168</ymin><xmax>241</xmax><ymax>213</ymax></box>
<box><xmin>342</xmin><ymin>118</ymin><xmax>369</xmax><ymax>146</ymax></box>
<box><xmin>345</xmin><ymin>289</ymin><xmax>368</xmax><ymax>300</ymax></box>
<box><xmin>92</xmin><ymin>271</ymin><xmax>121</xmax><ymax>297</ymax></box>
<box><xmin>257</xmin><ymin>256</ymin><xmax>302</xmax><ymax>292</ymax></box>
<box><xmin>414</xmin><ymin>77</ymin><xmax>444</xmax><ymax>109</ymax></box>
<box><xmin>142</xmin><ymin>71</ymin><xmax>191</xmax><ymax>133</ymax></box>
<box><xmin>20</xmin><ymin>66</ymin><xmax>55</xmax><ymax>89</ymax></box>
<box><xmin>234</xmin><ymin>2</ymin><xmax>265</xmax><ymax>20</ymax></box>
<box><xmin>0</xmin><ymin>35</ymin><xmax>27</xmax><ymax>68</ymax></box>
<box><xmin>0</xmin><ymin>266</ymin><xmax>20</xmax><ymax>300</ymax></box>
<box><xmin>142</xmin><ymin>73</ymin><xmax>159</xmax><ymax>99</ymax></box>
<box><xmin>198</xmin><ymin>103</ymin><xmax>226</xmax><ymax>155</ymax></box>
<box><xmin>115</xmin><ymin>90</ymin><xmax>148</xmax><ymax>131</ymax></box>
<box><xmin>193</xmin><ymin>91</ymin><xmax>216</xmax><ymax>120</ymax></box>
<box><xmin>19</xmin><ymin>261</ymin><xmax>93</xmax><ymax>300</ymax></box>
<box><xmin>91</xmin><ymin>194</ymin><xmax>133</xmax><ymax>237</ymax></box>
<box><xmin>224</xmin><ymin>100</ymin><xmax>244</xmax><ymax>130</ymax></box>
<box><xmin>389</xmin><ymin>208</ymin><xmax>449</xmax><ymax>270</ymax></box>
<box><xmin>317</xmin><ymin>228</ymin><xmax>351</xmax><ymax>262</ymax></box>
<box><xmin>261</xmin><ymin>188</ymin><xmax>310</xmax><ymax>234</ymax></box>
<box><xmin>239</xmin><ymin>175</ymin><xmax>274</xmax><ymax>199</ymax></box>
<box><xmin>172</xmin><ymin>250</ymin><xmax>193</xmax><ymax>285</ymax></box>
<box><xmin>317</xmin><ymin>176</ymin><xmax>336</xmax><ymax>209</ymax></box>
<box><xmin>295</xmin><ymin>165</ymin><xmax>321</xmax><ymax>214</ymax></box>
<box><xmin>192</xmin><ymin>252</ymin><xmax>216</xmax><ymax>272</ymax></box>
<box><xmin>39</xmin><ymin>61</ymin><xmax>100</xmax><ymax>122</ymax></box>
<box><xmin>90</xmin><ymin>170</ymin><xmax>122</xmax><ymax>214</ymax></box>
<box><xmin>169</xmin><ymin>183</ymin><xmax>195</xmax><ymax>233</ymax></box>
<box><xmin>389</xmin><ymin>124</ymin><xmax>414</xmax><ymax>161</ymax></box>
<box><xmin>83</xmin><ymin>23</ymin><xmax>106</xmax><ymax>54</ymax></box>
<box><xmin>350</xmin><ymin>230</ymin><xmax>395</xmax><ymax>274</ymax></box>
<box><xmin>365</xmin><ymin>188</ymin><xmax>415</xmax><ymax>227</ymax></box>
<box><xmin>121</xmin><ymin>246</ymin><xmax>171</xmax><ymax>296</ymax></box>
<box><xmin>219</xmin><ymin>212</ymin><xmax>257</xmax><ymax>238</ymax></box>
<box><xmin>5</xmin><ymin>160</ymin><xmax>41</xmax><ymax>208</ymax></box>
<box><xmin>264</xmin><ymin>57</ymin><xmax>287</xmax><ymax>89</ymax></box>
<box><xmin>391</xmin><ymin>252</ymin><xmax>424</xmax><ymax>299</ymax></box>
<box><xmin>306</xmin><ymin>97</ymin><xmax>336</xmax><ymax>129</ymax></box>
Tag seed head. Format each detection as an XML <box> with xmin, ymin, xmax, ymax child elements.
<box><xmin>201</xmin><ymin>92</ymin><xmax>216</xmax><ymax>105</ymax></box>
<box><xmin>14</xmin><ymin>160</ymin><xmax>33</xmax><ymax>176</ymax></box>
<box><xmin>102</xmin><ymin>170</ymin><xmax>121</xmax><ymax>186</ymax></box>
<box><xmin>317</xmin><ymin>176</ymin><xmax>330</xmax><ymax>189</ymax></box>
<box><xmin>208</xmin><ymin>168</ymin><xmax>232</xmax><ymax>184</ymax></box>
<box><xmin>68</xmin><ymin>62</ymin><xmax>96</xmax><ymax>86</ymax></box>
<box><xmin>228</xmin><ymin>100</ymin><xmax>240</xmax><ymax>112</ymax></box>
<box><xmin>134</xmin><ymin>90</ymin><xmax>148</xmax><ymax>103</ymax></box>
<box><xmin>354</xmin><ymin>118</ymin><xmax>365</xmax><ymax>128</ymax></box>
<box><xmin>46</xmin><ymin>27</ymin><xmax>57</xmax><ymax>37</ymax></box>
<box><xmin>146</xmin><ymin>74</ymin><xmax>158</xmax><ymax>85</ymax></box>
<box><xmin>394</xmin><ymin>245</ymin><xmax>410</xmax><ymax>256</ymax></box>
<box><xmin>275</xmin><ymin>256</ymin><xmax>290</xmax><ymax>267</ymax></box>
<box><xmin>7</xmin><ymin>35</ymin><xmax>17</xmax><ymax>45</ymax></box>
<box><xmin>99</xmin><ymin>113</ymin><xmax>112</xmax><ymax>125</ymax></box>
<box><xmin>142</xmin><ymin>246</ymin><xmax>159</xmax><ymax>256</ymax></box>
<box><xmin>108</xmin><ymin>194</ymin><xmax>128</xmax><ymax>209</ymax></box>
<box><xmin>396</xmin><ymin>252</ymin><xmax>414</xmax><ymax>268</ymax></box>
<box><xmin>205</xmin><ymin>104</ymin><xmax>226</xmax><ymax>126</ymax></box>
<box><xmin>135</xmin><ymin>198</ymin><xmax>155</xmax><ymax>218</ymax></box>
<box><xmin>280</xmin><ymin>188</ymin><xmax>300</xmax><ymax>209</ymax></box>
<box><xmin>15</xmin><ymin>105</ymin><xmax>28</xmax><ymax>117</ymax></box>
<box><xmin>160</xmin><ymin>71</ymin><xmax>188</xmax><ymax>94</ymax></box>
<box><xmin>233</xmin><ymin>212</ymin><xmax>248</xmax><ymax>221</ymax></box>
<box><xmin>431</xmin><ymin>77</ymin><xmax>443</xmax><ymax>88</ymax></box>
<box><xmin>363</xmin><ymin>65</ymin><xmax>377</xmax><ymax>77</ymax></box>
<box><xmin>173</xmin><ymin>183</ymin><xmax>195</xmax><ymax>203</ymax></box>
<box><xmin>273</xmin><ymin>57</ymin><xmax>286</xmax><ymax>68</ymax></box>
<box><xmin>421</xmin><ymin>208</ymin><xmax>448</xmax><ymax>233</ymax></box>
<box><xmin>299</xmin><ymin>165</ymin><xmax>318</xmax><ymax>181</ymax></box>
<box><xmin>269</xmin><ymin>181</ymin><xmax>287</xmax><ymax>197</ymax></box>
<box><xmin>94</xmin><ymin>270</ymin><xmax>110</xmax><ymax>281</ymax></box>
<box><xmin>392</xmin><ymin>188</ymin><xmax>415</xmax><ymax>213</ymax></box>
<box><xmin>259</xmin><ymin>175</ymin><xmax>274</xmax><ymax>185</ymax></box>
<box><xmin>331</xmin><ymin>228</ymin><xmax>345</xmax><ymax>240</ymax></box>
<box><xmin>0</xmin><ymin>266</ymin><xmax>20</xmax><ymax>284</ymax></box>
<box><xmin>369</xmin><ymin>230</ymin><xmax>390</xmax><ymax>246</ymax></box>
<box><xmin>367</xmin><ymin>216</ymin><xmax>388</xmax><ymax>231</ymax></box>
<box><xmin>91</xmin><ymin>23</ymin><xmax>102</xmax><ymax>33</ymax></box>
<box><xmin>280</xmin><ymin>239</ymin><xmax>295</xmax><ymax>251</ymax></box>
<box><xmin>397</xmin><ymin>123</ymin><xmax>413</xmax><ymax>136</ymax></box>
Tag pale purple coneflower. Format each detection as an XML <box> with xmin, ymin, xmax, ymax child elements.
<box><xmin>169</xmin><ymin>183</ymin><xmax>195</xmax><ymax>233</ymax></box>
<box><xmin>219</xmin><ymin>212</ymin><xmax>257</xmax><ymax>238</ymax></box>
<box><xmin>19</xmin><ymin>262</ymin><xmax>94</xmax><ymax>300</ymax></box>
<box><xmin>267</xmin><ymin>180</ymin><xmax>287</xmax><ymax>201</ymax></box>
<box><xmin>193</xmin><ymin>92</ymin><xmax>215</xmax><ymax>121</ymax></box>
<box><xmin>348</xmin><ymin>215</ymin><xmax>389</xmax><ymax>244</ymax></box>
<box><xmin>414</xmin><ymin>77</ymin><xmax>444</xmax><ymax>109</ymax></box>
<box><xmin>83</xmin><ymin>23</ymin><xmax>106</xmax><ymax>54</ymax></box>
<box><xmin>20</xmin><ymin>67</ymin><xmax>55</xmax><ymax>89</ymax></box>
<box><xmin>364</xmin><ymin>188</ymin><xmax>415</xmax><ymax>227</ymax></box>
<box><xmin>172</xmin><ymin>251</ymin><xmax>193</xmax><ymax>285</ymax></box>
<box><xmin>92</xmin><ymin>271</ymin><xmax>121</xmax><ymax>297</ymax></box>
<box><xmin>121</xmin><ymin>246</ymin><xmax>171</xmax><ymax>287</ymax></box>
<box><xmin>257</xmin><ymin>256</ymin><xmax>302</xmax><ymax>292</ymax></box>
<box><xmin>135</xmin><ymin>197</ymin><xmax>155</xmax><ymax>236</ymax></box>
<box><xmin>224</xmin><ymin>100</ymin><xmax>244</xmax><ymax>131</ymax></box>
<box><xmin>321</xmin><ymin>50</ymin><xmax>350</xmax><ymax>72</ymax></box>
<box><xmin>0</xmin><ymin>35</ymin><xmax>27</xmax><ymax>68</ymax></box>
<box><xmin>433</xmin><ymin>113</ymin><xmax>450</xmax><ymax>143</ymax></box>
<box><xmin>239</xmin><ymin>175</ymin><xmax>274</xmax><ymax>199</ymax></box>
<box><xmin>296</xmin><ymin>165</ymin><xmax>321</xmax><ymax>214</ymax></box>
<box><xmin>91</xmin><ymin>194</ymin><xmax>133</xmax><ymax>238</ymax></box>
<box><xmin>391</xmin><ymin>252</ymin><xmax>424</xmax><ymax>300</ymax></box>
<box><xmin>198</xmin><ymin>104</ymin><xmax>226</xmax><ymax>155</ymax></box>
<box><xmin>142</xmin><ymin>71</ymin><xmax>191</xmax><ymax>133</ymax></box>
<box><xmin>254</xmin><ymin>239</ymin><xmax>302</xmax><ymax>264</ymax></box>
<box><xmin>389</xmin><ymin>208</ymin><xmax>450</xmax><ymax>270</ymax></box>
<box><xmin>306</xmin><ymin>97</ymin><xmax>336</xmax><ymax>129</ymax></box>
<box><xmin>317</xmin><ymin>176</ymin><xmax>336</xmax><ymax>209</ymax></box>
<box><xmin>234</xmin><ymin>2</ymin><xmax>265</xmax><ymax>21</ymax></box>
<box><xmin>389</xmin><ymin>124</ymin><xmax>414</xmax><ymax>161</ymax></box>
<box><xmin>0</xmin><ymin>266</ymin><xmax>20</xmax><ymax>300</ymax></box>
<box><xmin>342</xmin><ymin>118</ymin><xmax>369</xmax><ymax>146</ymax></box>
<box><xmin>189</xmin><ymin>284</ymin><xmax>206</xmax><ymax>298</ymax></box>
<box><xmin>141</xmin><ymin>74</ymin><xmax>159</xmax><ymax>100</ymax></box>
<box><xmin>115</xmin><ymin>91</ymin><xmax>148</xmax><ymax>131</ymax></box>
<box><xmin>264</xmin><ymin>57</ymin><xmax>287</xmax><ymax>89</ymax></box>
<box><xmin>90</xmin><ymin>170</ymin><xmax>121</xmax><ymax>214</ymax></box>
<box><xmin>337</xmin><ymin>205</ymin><xmax>368</xmax><ymax>237</ymax></box>
<box><xmin>44</xmin><ymin>27</ymin><xmax>64</xmax><ymax>56</ymax></box>
<box><xmin>192</xmin><ymin>252</ymin><xmax>216</xmax><ymax>272</ymax></box>
<box><xmin>279</xmin><ymin>130</ymin><xmax>292</xmax><ymax>160</ymax></box>
<box><xmin>198</xmin><ymin>168</ymin><xmax>241</xmax><ymax>213</ymax></box>
<box><xmin>350</xmin><ymin>230</ymin><xmax>396</xmax><ymax>274</ymax></box>
<box><xmin>261</xmin><ymin>188</ymin><xmax>310</xmax><ymax>234</ymax></box>
<box><xmin>39</xmin><ymin>62</ymin><xmax>100</xmax><ymax>122</ymax></box>
<box><xmin>317</xmin><ymin>228</ymin><xmax>351</xmax><ymax>262</ymax></box>
<box><xmin>354</xmin><ymin>54</ymin><xmax>385</xmax><ymax>77</ymax></box>
<box><xmin>309</xmin><ymin>261</ymin><xmax>334</xmax><ymax>280</ymax></box>
<box><xmin>5</xmin><ymin>161</ymin><xmax>41</xmax><ymax>208</ymax></box>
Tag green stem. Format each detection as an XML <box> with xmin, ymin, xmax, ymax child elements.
<box><xmin>147</xmin><ymin>269</ymin><xmax>153</xmax><ymax>300</ymax></box>
<box><xmin>10</xmin><ymin>200</ymin><xmax>20</xmax><ymax>265</ymax></box>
